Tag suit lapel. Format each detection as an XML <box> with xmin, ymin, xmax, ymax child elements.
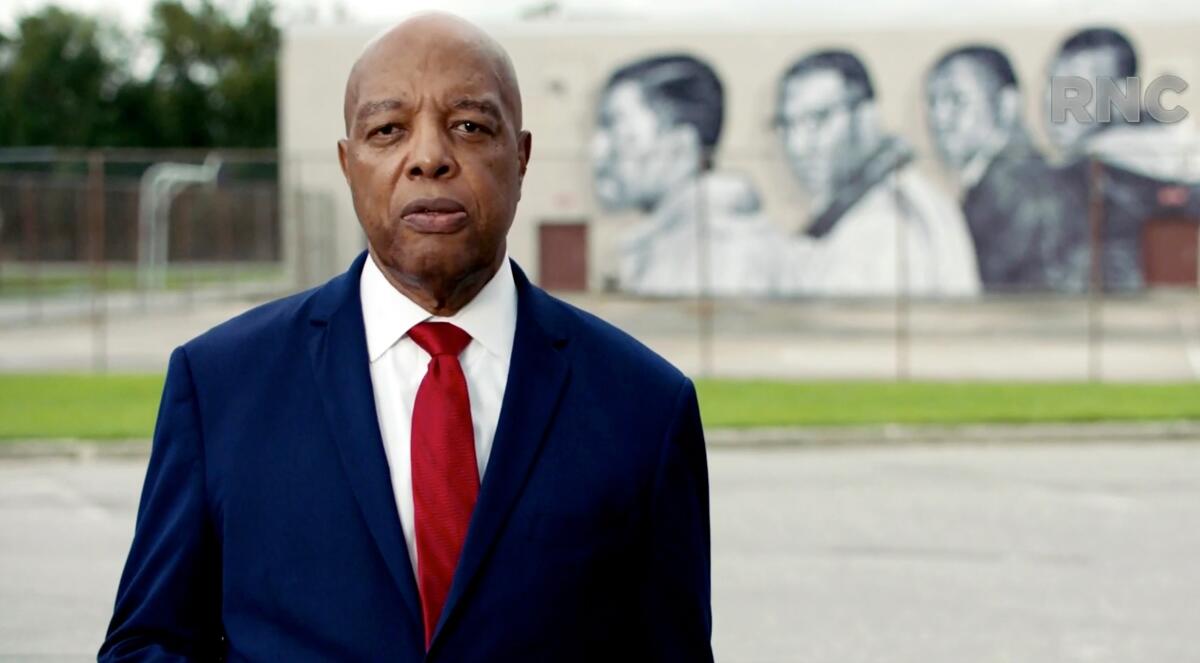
<box><xmin>430</xmin><ymin>260</ymin><xmax>573</xmax><ymax>650</ymax></box>
<box><xmin>305</xmin><ymin>251</ymin><xmax>424</xmax><ymax>636</ymax></box>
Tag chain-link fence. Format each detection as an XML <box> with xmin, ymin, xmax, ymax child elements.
<box><xmin>2</xmin><ymin>146</ymin><xmax>1199</xmax><ymax>380</ymax></box>
<box><xmin>535</xmin><ymin>145</ymin><xmax>1200</xmax><ymax>382</ymax></box>
<box><xmin>0</xmin><ymin>148</ymin><xmax>337</xmax><ymax>371</ymax></box>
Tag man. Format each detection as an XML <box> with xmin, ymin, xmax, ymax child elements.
<box><xmin>775</xmin><ymin>49</ymin><xmax>980</xmax><ymax>297</ymax></box>
<box><xmin>100</xmin><ymin>13</ymin><xmax>713</xmax><ymax>662</ymax></box>
<box><xmin>1045</xmin><ymin>27</ymin><xmax>1200</xmax><ymax>291</ymax></box>
<box><xmin>592</xmin><ymin>53</ymin><xmax>785</xmax><ymax>296</ymax></box>
<box><xmin>925</xmin><ymin>45</ymin><xmax>1088</xmax><ymax>292</ymax></box>
<box><xmin>1044</xmin><ymin>26</ymin><xmax>1143</xmax><ymax>160</ymax></box>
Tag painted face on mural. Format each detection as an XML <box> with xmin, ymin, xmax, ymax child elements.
<box><xmin>1044</xmin><ymin>47</ymin><xmax>1122</xmax><ymax>155</ymax></box>
<box><xmin>777</xmin><ymin>69</ymin><xmax>866</xmax><ymax>201</ymax></box>
<box><xmin>591</xmin><ymin>80</ymin><xmax>698</xmax><ymax>212</ymax></box>
<box><xmin>926</xmin><ymin>57</ymin><xmax>1007</xmax><ymax>171</ymax></box>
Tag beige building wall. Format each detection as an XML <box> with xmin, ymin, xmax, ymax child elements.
<box><xmin>280</xmin><ymin>19</ymin><xmax>1200</xmax><ymax>289</ymax></box>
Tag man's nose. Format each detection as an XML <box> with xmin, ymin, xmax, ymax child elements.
<box><xmin>787</xmin><ymin>131</ymin><xmax>812</xmax><ymax>159</ymax></box>
<box><xmin>406</xmin><ymin>124</ymin><xmax>457</xmax><ymax>180</ymax></box>
<box><xmin>590</xmin><ymin>131</ymin><xmax>611</xmax><ymax>163</ymax></box>
<box><xmin>932</xmin><ymin>104</ymin><xmax>954</xmax><ymax>130</ymax></box>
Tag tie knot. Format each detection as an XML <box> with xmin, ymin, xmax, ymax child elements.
<box><xmin>408</xmin><ymin>321</ymin><xmax>472</xmax><ymax>357</ymax></box>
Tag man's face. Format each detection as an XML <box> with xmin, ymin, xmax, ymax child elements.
<box><xmin>338</xmin><ymin>34</ymin><xmax>530</xmax><ymax>289</ymax></box>
<box><xmin>591</xmin><ymin>81</ymin><xmax>679</xmax><ymax>212</ymax></box>
<box><xmin>926</xmin><ymin>58</ymin><xmax>1004</xmax><ymax>171</ymax></box>
<box><xmin>777</xmin><ymin>70</ymin><xmax>861</xmax><ymax>199</ymax></box>
<box><xmin>1045</xmin><ymin>48</ymin><xmax>1121</xmax><ymax>154</ymax></box>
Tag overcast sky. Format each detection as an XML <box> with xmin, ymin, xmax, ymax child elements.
<box><xmin>7</xmin><ymin>0</ymin><xmax>1200</xmax><ymax>33</ymax></box>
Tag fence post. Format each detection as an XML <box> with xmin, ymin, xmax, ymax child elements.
<box><xmin>218</xmin><ymin>183</ymin><xmax>236</xmax><ymax>297</ymax></box>
<box><xmin>695</xmin><ymin>153</ymin><xmax>714</xmax><ymax>379</ymax></box>
<box><xmin>894</xmin><ymin>170</ymin><xmax>911</xmax><ymax>382</ymax></box>
<box><xmin>291</xmin><ymin>157</ymin><xmax>309</xmax><ymax>290</ymax></box>
<box><xmin>178</xmin><ymin>189</ymin><xmax>194</xmax><ymax>309</ymax></box>
<box><xmin>20</xmin><ymin>176</ymin><xmax>40</xmax><ymax>323</ymax></box>
<box><xmin>88</xmin><ymin>151</ymin><xmax>108</xmax><ymax>373</ymax></box>
<box><xmin>1087</xmin><ymin>158</ymin><xmax>1105</xmax><ymax>382</ymax></box>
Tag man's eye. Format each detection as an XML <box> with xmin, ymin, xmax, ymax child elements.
<box><xmin>371</xmin><ymin>123</ymin><xmax>400</xmax><ymax>138</ymax></box>
<box><xmin>456</xmin><ymin>121</ymin><xmax>488</xmax><ymax>134</ymax></box>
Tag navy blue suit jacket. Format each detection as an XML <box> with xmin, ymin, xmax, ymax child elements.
<box><xmin>100</xmin><ymin>251</ymin><xmax>713</xmax><ymax>662</ymax></box>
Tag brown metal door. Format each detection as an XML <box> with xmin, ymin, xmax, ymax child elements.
<box><xmin>538</xmin><ymin>222</ymin><xmax>588</xmax><ymax>291</ymax></box>
<box><xmin>1142</xmin><ymin>217</ymin><xmax>1199</xmax><ymax>286</ymax></box>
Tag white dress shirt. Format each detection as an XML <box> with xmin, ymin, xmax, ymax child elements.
<box><xmin>359</xmin><ymin>252</ymin><xmax>517</xmax><ymax>577</ymax></box>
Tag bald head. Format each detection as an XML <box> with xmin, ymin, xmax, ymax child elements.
<box><xmin>343</xmin><ymin>12</ymin><xmax>523</xmax><ymax>135</ymax></box>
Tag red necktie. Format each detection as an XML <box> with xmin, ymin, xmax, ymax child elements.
<box><xmin>408</xmin><ymin>321</ymin><xmax>479</xmax><ymax>649</ymax></box>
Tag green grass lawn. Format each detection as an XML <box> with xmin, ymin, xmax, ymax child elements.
<box><xmin>0</xmin><ymin>374</ymin><xmax>166</xmax><ymax>439</ymax></box>
<box><xmin>695</xmin><ymin>379</ymin><xmax>1200</xmax><ymax>428</ymax></box>
<box><xmin>5</xmin><ymin>374</ymin><xmax>1200</xmax><ymax>440</ymax></box>
<box><xmin>0</xmin><ymin>263</ymin><xmax>284</xmax><ymax>298</ymax></box>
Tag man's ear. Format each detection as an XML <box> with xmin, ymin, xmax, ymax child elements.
<box><xmin>852</xmin><ymin>101</ymin><xmax>882</xmax><ymax>150</ymax></box>
<box><xmin>517</xmin><ymin>130</ymin><xmax>533</xmax><ymax>185</ymax></box>
<box><xmin>996</xmin><ymin>87</ymin><xmax>1020</xmax><ymax>130</ymax></box>
<box><xmin>665</xmin><ymin>124</ymin><xmax>703</xmax><ymax>171</ymax></box>
<box><xmin>337</xmin><ymin>138</ymin><xmax>351</xmax><ymax>185</ymax></box>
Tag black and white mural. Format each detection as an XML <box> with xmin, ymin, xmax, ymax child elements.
<box><xmin>925</xmin><ymin>45</ymin><xmax>1089</xmax><ymax>292</ymax></box>
<box><xmin>775</xmin><ymin>50</ymin><xmax>980</xmax><ymax>296</ymax></box>
<box><xmin>1040</xmin><ymin>28</ymin><xmax>1200</xmax><ymax>292</ymax></box>
<box><xmin>592</xmin><ymin>54</ymin><xmax>785</xmax><ymax>296</ymax></box>
<box><xmin>590</xmin><ymin>26</ymin><xmax>1200</xmax><ymax>297</ymax></box>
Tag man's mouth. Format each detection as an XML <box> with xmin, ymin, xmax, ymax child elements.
<box><xmin>399</xmin><ymin>197</ymin><xmax>469</xmax><ymax>233</ymax></box>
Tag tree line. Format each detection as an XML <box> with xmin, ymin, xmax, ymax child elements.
<box><xmin>0</xmin><ymin>0</ymin><xmax>278</xmax><ymax>149</ymax></box>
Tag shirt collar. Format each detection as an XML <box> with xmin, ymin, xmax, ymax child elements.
<box><xmin>360</xmin><ymin>250</ymin><xmax>517</xmax><ymax>365</ymax></box>
<box><xmin>959</xmin><ymin>131</ymin><xmax>1011</xmax><ymax>190</ymax></box>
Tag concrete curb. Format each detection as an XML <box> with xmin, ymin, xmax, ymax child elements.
<box><xmin>705</xmin><ymin>420</ymin><xmax>1200</xmax><ymax>448</ymax></box>
<box><xmin>0</xmin><ymin>439</ymin><xmax>151</xmax><ymax>460</ymax></box>
<box><xmin>4</xmin><ymin>420</ymin><xmax>1200</xmax><ymax>459</ymax></box>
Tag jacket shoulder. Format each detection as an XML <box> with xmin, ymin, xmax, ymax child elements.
<box><xmin>182</xmin><ymin>284</ymin><xmax>322</xmax><ymax>361</ymax></box>
<box><xmin>537</xmin><ymin>289</ymin><xmax>688</xmax><ymax>394</ymax></box>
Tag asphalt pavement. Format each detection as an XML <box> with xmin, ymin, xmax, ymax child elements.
<box><xmin>2</xmin><ymin>439</ymin><xmax>1198</xmax><ymax>662</ymax></box>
